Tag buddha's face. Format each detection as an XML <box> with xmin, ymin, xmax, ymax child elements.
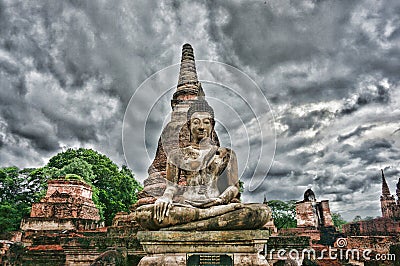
<box><xmin>189</xmin><ymin>112</ymin><xmax>212</xmax><ymax>144</ymax></box>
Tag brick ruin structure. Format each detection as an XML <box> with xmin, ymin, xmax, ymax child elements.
<box><xmin>343</xmin><ymin>170</ymin><xmax>400</xmax><ymax>236</ymax></box>
<box><xmin>340</xmin><ymin>170</ymin><xmax>400</xmax><ymax>265</ymax></box>
<box><xmin>260</xmin><ymin>184</ymin><xmax>394</xmax><ymax>266</ymax></box>
<box><xmin>269</xmin><ymin>183</ymin><xmax>399</xmax><ymax>265</ymax></box>
<box><xmin>342</xmin><ymin>170</ymin><xmax>400</xmax><ymax>238</ymax></box>
<box><xmin>380</xmin><ymin>169</ymin><xmax>400</xmax><ymax>220</ymax></box>
<box><xmin>21</xmin><ymin>179</ymin><xmax>101</xmax><ymax>230</ymax></box>
<box><xmin>278</xmin><ymin>188</ymin><xmax>336</xmax><ymax>242</ymax></box>
<box><xmin>18</xmin><ymin>178</ymin><xmax>104</xmax><ymax>265</ymax></box>
<box><xmin>296</xmin><ymin>188</ymin><xmax>334</xmax><ymax>229</ymax></box>
<box><xmin>277</xmin><ymin>180</ymin><xmax>400</xmax><ymax>265</ymax></box>
<box><xmin>268</xmin><ymin>189</ymin><xmax>342</xmax><ymax>265</ymax></box>
<box><xmin>0</xmin><ymin>178</ymin><xmax>143</xmax><ymax>265</ymax></box>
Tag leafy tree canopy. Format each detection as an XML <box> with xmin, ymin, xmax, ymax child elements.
<box><xmin>46</xmin><ymin>148</ymin><xmax>142</xmax><ymax>225</ymax></box>
<box><xmin>0</xmin><ymin>148</ymin><xmax>142</xmax><ymax>233</ymax></box>
<box><xmin>267</xmin><ymin>200</ymin><xmax>297</xmax><ymax>229</ymax></box>
<box><xmin>0</xmin><ymin>167</ymin><xmax>43</xmax><ymax>233</ymax></box>
<box><xmin>351</xmin><ymin>215</ymin><xmax>376</xmax><ymax>222</ymax></box>
<box><xmin>331</xmin><ymin>212</ymin><xmax>347</xmax><ymax>231</ymax></box>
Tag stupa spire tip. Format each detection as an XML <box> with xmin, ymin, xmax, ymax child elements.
<box><xmin>177</xmin><ymin>43</ymin><xmax>198</xmax><ymax>88</ymax></box>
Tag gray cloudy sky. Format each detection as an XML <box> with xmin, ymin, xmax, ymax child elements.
<box><xmin>0</xmin><ymin>0</ymin><xmax>399</xmax><ymax>220</ymax></box>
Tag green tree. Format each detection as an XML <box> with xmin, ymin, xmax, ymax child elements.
<box><xmin>54</xmin><ymin>157</ymin><xmax>95</xmax><ymax>182</ymax></box>
<box><xmin>267</xmin><ymin>200</ymin><xmax>297</xmax><ymax>229</ymax></box>
<box><xmin>331</xmin><ymin>212</ymin><xmax>347</xmax><ymax>231</ymax></box>
<box><xmin>0</xmin><ymin>167</ymin><xmax>41</xmax><ymax>234</ymax></box>
<box><xmin>46</xmin><ymin>148</ymin><xmax>142</xmax><ymax>225</ymax></box>
<box><xmin>0</xmin><ymin>148</ymin><xmax>142</xmax><ymax>232</ymax></box>
<box><xmin>0</xmin><ymin>202</ymin><xmax>30</xmax><ymax>233</ymax></box>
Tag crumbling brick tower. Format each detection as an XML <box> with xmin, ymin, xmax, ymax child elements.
<box><xmin>380</xmin><ymin>169</ymin><xmax>400</xmax><ymax>219</ymax></box>
<box><xmin>295</xmin><ymin>188</ymin><xmax>334</xmax><ymax>229</ymax></box>
<box><xmin>19</xmin><ymin>178</ymin><xmax>104</xmax><ymax>265</ymax></box>
<box><xmin>24</xmin><ymin>179</ymin><xmax>101</xmax><ymax>224</ymax></box>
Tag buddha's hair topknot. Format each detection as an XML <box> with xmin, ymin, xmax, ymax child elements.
<box><xmin>187</xmin><ymin>100</ymin><xmax>215</xmax><ymax>121</ymax></box>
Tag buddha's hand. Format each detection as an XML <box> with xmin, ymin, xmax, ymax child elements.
<box><xmin>154</xmin><ymin>196</ymin><xmax>172</xmax><ymax>223</ymax></box>
<box><xmin>202</xmin><ymin>197</ymin><xmax>224</xmax><ymax>208</ymax></box>
<box><xmin>185</xmin><ymin>197</ymin><xmax>223</xmax><ymax>208</ymax></box>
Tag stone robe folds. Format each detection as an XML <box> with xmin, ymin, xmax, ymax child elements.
<box><xmin>134</xmin><ymin>144</ymin><xmax>271</xmax><ymax>231</ymax></box>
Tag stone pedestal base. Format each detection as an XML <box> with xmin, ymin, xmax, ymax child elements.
<box><xmin>137</xmin><ymin>230</ymin><xmax>269</xmax><ymax>265</ymax></box>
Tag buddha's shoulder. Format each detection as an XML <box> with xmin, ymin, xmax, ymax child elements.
<box><xmin>216</xmin><ymin>147</ymin><xmax>235</xmax><ymax>157</ymax></box>
<box><xmin>169</xmin><ymin>146</ymin><xmax>235</xmax><ymax>158</ymax></box>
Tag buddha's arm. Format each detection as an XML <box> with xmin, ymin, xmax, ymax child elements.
<box><xmin>154</xmin><ymin>161</ymin><xmax>178</xmax><ymax>222</ymax></box>
<box><xmin>218</xmin><ymin>185</ymin><xmax>239</xmax><ymax>204</ymax></box>
<box><xmin>188</xmin><ymin>185</ymin><xmax>238</xmax><ymax>208</ymax></box>
<box><xmin>218</xmin><ymin>149</ymin><xmax>239</xmax><ymax>203</ymax></box>
<box><xmin>226</xmin><ymin>149</ymin><xmax>239</xmax><ymax>187</ymax></box>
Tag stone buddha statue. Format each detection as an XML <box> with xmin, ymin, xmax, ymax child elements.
<box><xmin>133</xmin><ymin>44</ymin><xmax>271</xmax><ymax>266</ymax></box>
<box><xmin>134</xmin><ymin>100</ymin><xmax>271</xmax><ymax>231</ymax></box>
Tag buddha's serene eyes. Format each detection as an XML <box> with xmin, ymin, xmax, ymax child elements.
<box><xmin>191</xmin><ymin>118</ymin><xmax>211</xmax><ymax>125</ymax></box>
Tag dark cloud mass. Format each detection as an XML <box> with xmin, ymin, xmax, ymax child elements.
<box><xmin>0</xmin><ymin>0</ymin><xmax>399</xmax><ymax>221</ymax></box>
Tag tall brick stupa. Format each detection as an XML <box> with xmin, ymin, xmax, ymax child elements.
<box><xmin>138</xmin><ymin>44</ymin><xmax>219</xmax><ymax>201</ymax></box>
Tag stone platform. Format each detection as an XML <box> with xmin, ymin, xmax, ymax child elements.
<box><xmin>137</xmin><ymin>230</ymin><xmax>270</xmax><ymax>265</ymax></box>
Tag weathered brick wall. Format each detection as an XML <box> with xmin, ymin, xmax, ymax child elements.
<box><xmin>381</xmin><ymin>196</ymin><xmax>396</xmax><ymax>219</ymax></box>
<box><xmin>296</xmin><ymin>201</ymin><xmax>318</xmax><ymax>228</ymax></box>
<box><xmin>20</xmin><ymin>218</ymin><xmax>103</xmax><ymax>232</ymax></box>
<box><xmin>21</xmin><ymin>218</ymin><xmax>76</xmax><ymax>231</ymax></box>
<box><xmin>30</xmin><ymin>202</ymin><xmax>100</xmax><ymax>219</ymax></box>
<box><xmin>46</xmin><ymin>179</ymin><xmax>92</xmax><ymax>200</ymax></box>
<box><xmin>266</xmin><ymin>236</ymin><xmax>310</xmax><ymax>264</ymax></box>
<box><xmin>279</xmin><ymin>228</ymin><xmax>321</xmax><ymax>242</ymax></box>
<box><xmin>296</xmin><ymin>200</ymin><xmax>334</xmax><ymax>228</ymax></box>
<box><xmin>343</xmin><ymin>217</ymin><xmax>400</xmax><ymax>236</ymax></box>
<box><xmin>320</xmin><ymin>200</ymin><xmax>334</xmax><ymax>227</ymax></box>
<box><xmin>344</xmin><ymin>236</ymin><xmax>399</xmax><ymax>255</ymax></box>
<box><xmin>29</xmin><ymin>179</ymin><xmax>100</xmax><ymax>221</ymax></box>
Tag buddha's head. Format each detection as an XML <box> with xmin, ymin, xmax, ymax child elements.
<box><xmin>187</xmin><ymin>100</ymin><xmax>215</xmax><ymax>144</ymax></box>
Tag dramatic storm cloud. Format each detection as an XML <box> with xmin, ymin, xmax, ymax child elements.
<box><xmin>0</xmin><ymin>0</ymin><xmax>399</xmax><ymax>220</ymax></box>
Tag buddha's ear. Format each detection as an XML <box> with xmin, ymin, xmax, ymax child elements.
<box><xmin>210</xmin><ymin>127</ymin><xmax>214</xmax><ymax>140</ymax></box>
<box><xmin>210</xmin><ymin>119</ymin><xmax>216</xmax><ymax>142</ymax></box>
